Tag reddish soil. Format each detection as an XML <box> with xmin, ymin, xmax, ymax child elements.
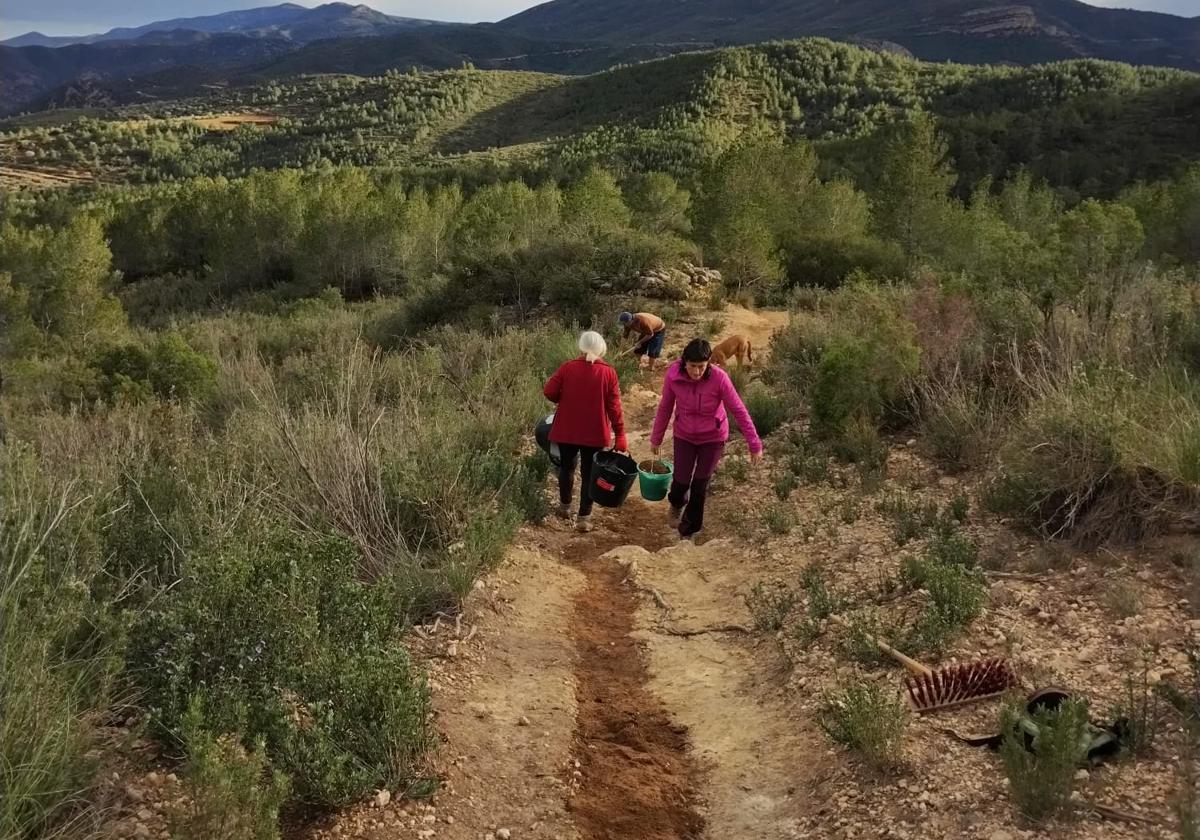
<box><xmin>564</xmin><ymin>504</ymin><xmax>704</xmax><ymax>840</ymax></box>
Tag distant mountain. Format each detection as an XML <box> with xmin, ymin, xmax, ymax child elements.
<box><xmin>499</xmin><ymin>0</ymin><xmax>1200</xmax><ymax>70</ymax></box>
<box><xmin>0</xmin><ymin>33</ymin><xmax>296</xmax><ymax>113</ymax></box>
<box><xmin>1</xmin><ymin>3</ymin><xmax>441</xmax><ymax>48</ymax></box>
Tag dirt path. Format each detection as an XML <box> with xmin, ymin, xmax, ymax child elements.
<box><xmin>308</xmin><ymin>304</ymin><xmax>811</xmax><ymax>840</ymax></box>
<box><xmin>564</xmin><ymin>505</ymin><xmax>704</xmax><ymax>840</ymax></box>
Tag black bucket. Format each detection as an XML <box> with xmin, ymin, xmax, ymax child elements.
<box><xmin>534</xmin><ymin>413</ymin><xmax>562</xmax><ymax>467</ymax></box>
<box><xmin>589</xmin><ymin>450</ymin><xmax>639</xmax><ymax>508</ymax></box>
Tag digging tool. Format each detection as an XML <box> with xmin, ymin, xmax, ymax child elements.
<box><xmin>831</xmin><ymin>615</ymin><xmax>1020</xmax><ymax>713</ymax></box>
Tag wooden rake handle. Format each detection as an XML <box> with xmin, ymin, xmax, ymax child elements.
<box><xmin>828</xmin><ymin>614</ymin><xmax>932</xmax><ymax>677</ymax></box>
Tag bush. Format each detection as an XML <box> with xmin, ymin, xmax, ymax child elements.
<box><xmin>763</xmin><ymin>502</ymin><xmax>796</xmax><ymax>535</ymax></box>
<box><xmin>810</xmin><ymin>338</ymin><xmax>879</xmax><ymax>434</ymax></box>
<box><xmin>987</xmin><ymin>367</ymin><xmax>1200</xmax><ymax>545</ymax></box>
<box><xmin>926</xmin><ymin>526</ymin><xmax>980</xmax><ymax>570</ymax></box>
<box><xmin>773</xmin><ymin>470</ymin><xmax>798</xmax><ymax>500</ymax></box>
<box><xmin>876</xmin><ymin>491</ymin><xmax>939</xmax><ymax>545</ymax></box>
<box><xmin>744</xmin><ymin>581</ymin><xmax>795</xmax><ymax>631</ymax></box>
<box><xmin>94</xmin><ymin>333</ymin><xmax>219</xmax><ymax>404</ymax></box>
<box><xmin>901</xmin><ymin>549</ymin><xmax>987</xmax><ymax>653</ymax></box>
<box><xmin>170</xmin><ymin>700</ymin><xmax>290</xmax><ymax>840</ymax></box>
<box><xmin>1000</xmin><ymin>698</ymin><xmax>1089</xmax><ymax>821</ymax></box>
<box><xmin>743</xmin><ymin>384</ymin><xmax>790</xmax><ymax>438</ymax></box>
<box><xmin>1112</xmin><ymin>652</ymin><xmax>1161</xmax><ymax>758</ymax></box>
<box><xmin>806</xmin><ymin>286</ymin><xmax>921</xmax><ymax>436</ymax></box>
<box><xmin>1</xmin><ymin>457</ymin><xmax>119</xmax><ymax>840</ymax></box>
<box><xmin>128</xmin><ymin>531</ymin><xmax>432</xmax><ymax>809</ymax></box>
<box><xmin>779</xmin><ymin>233</ymin><xmax>906</xmax><ymax>293</ymax></box>
<box><xmin>780</xmin><ymin>429</ymin><xmax>830</xmax><ymax>484</ymax></box>
<box><xmin>840</xmin><ymin>608</ymin><xmax>901</xmax><ymax>666</ymax></box>
<box><xmin>917</xmin><ymin>382</ymin><xmax>1004</xmax><ymax>470</ymax></box>
<box><xmin>818</xmin><ymin>679</ymin><xmax>910</xmax><ymax>769</ymax></box>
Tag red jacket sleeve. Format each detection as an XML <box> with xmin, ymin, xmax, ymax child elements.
<box><xmin>544</xmin><ymin>364</ymin><xmax>564</xmax><ymax>404</ymax></box>
<box><xmin>605</xmin><ymin>368</ymin><xmax>627</xmax><ymax>451</ymax></box>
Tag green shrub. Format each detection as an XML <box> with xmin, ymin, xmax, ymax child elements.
<box><xmin>722</xmin><ymin>456</ymin><xmax>750</xmax><ymax>484</ymax></box>
<box><xmin>744</xmin><ymin>581</ymin><xmax>795</xmax><ymax>631</ymax></box>
<box><xmin>780</xmin><ymin>233</ymin><xmax>906</xmax><ymax>293</ymax></box>
<box><xmin>832</xmin><ymin>413</ymin><xmax>889</xmax><ymax>474</ymax></box>
<box><xmin>810</xmin><ymin>338</ymin><xmax>879</xmax><ymax>435</ymax></box>
<box><xmin>900</xmin><ymin>534</ymin><xmax>987</xmax><ymax>653</ymax></box>
<box><xmin>987</xmin><ymin>367</ymin><xmax>1200</xmax><ymax>545</ymax></box>
<box><xmin>170</xmin><ymin>699</ymin><xmax>290</xmax><ymax>840</ymax></box>
<box><xmin>763</xmin><ymin>502</ymin><xmax>796</xmax><ymax>535</ymax></box>
<box><xmin>840</xmin><ymin>608</ymin><xmax>900</xmax><ymax>666</ymax></box>
<box><xmin>781</xmin><ymin>429</ymin><xmax>830</xmax><ymax>484</ymax></box>
<box><xmin>876</xmin><ymin>491</ymin><xmax>939</xmax><ymax>545</ymax></box>
<box><xmin>1000</xmin><ymin>698</ymin><xmax>1089</xmax><ymax>821</ymax></box>
<box><xmin>1112</xmin><ymin>652</ymin><xmax>1161</xmax><ymax>758</ymax></box>
<box><xmin>947</xmin><ymin>494</ymin><xmax>970</xmax><ymax>524</ymax></box>
<box><xmin>800</xmin><ymin>564</ymin><xmax>840</xmax><ymax>622</ymax></box>
<box><xmin>818</xmin><ymin>679</ymin><xmax>910</xmax><ymax>769</ymax></box>
<box><xmin>743</xmin><ymin>384</ymin><xmax>790</xmax><ymax>438</ymax></box>
<box><xmin>129</xmin><ymin>531</ymin><xmax>432</xmax><ymax>809</ymax></box>
<box><xmin>94</xmin><ymin>333</ymin><xmax>219</xmax><ymax>404</ymax></box>
<box><xmin>805</xmin><ymin>285</ymin><xmax>920</xmax><ymax>436</ymax></box>
<box><xmin>926</xmin><ymin>526</ymin><xmax>980</xmax><ymax>570</ymax></box>
<box><xmin>1103</xmin><ymin>581</ymin><xmax>1144</xmax><ymax>618</ymax></box>
<box><xmin>1</xmin><ymin>460</ymin><xmax>118</xmax><ymax>840</ymax></box>
<box><xmin>773</xmin><ymin>470</ymin><xmax>798</xmax><ymax>501</ymax></box>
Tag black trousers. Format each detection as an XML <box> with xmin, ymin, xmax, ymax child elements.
<box><xmin>558</xmin><ymin>444</ymin><xmax>599</xmax><ymax>516</ymax></box>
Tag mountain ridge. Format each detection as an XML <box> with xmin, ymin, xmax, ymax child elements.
<box><xmin>498</xmin><ymin>0</ymin><xmax>1200</xmax><ymax>69</ymax></box>
<box><xmin>1</xmin><ymin>2</ymin><xmax>441</xmax><ymax>48</ymax></box>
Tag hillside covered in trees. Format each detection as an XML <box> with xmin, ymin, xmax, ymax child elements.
<box><xmin>3</xmin><ymin>39</ymin><xmax>1199</xmax><ymax>201</ymax></box>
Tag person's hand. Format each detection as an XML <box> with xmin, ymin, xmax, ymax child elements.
<box><xmin>650</xmin><ymin>444</ymin><xmax>661</xmax><ymax>456</ymax></box>
<box><xmin>749</xmin><ymin>450</ymin><xmax>763</xmax><ymax>466</ymax></box>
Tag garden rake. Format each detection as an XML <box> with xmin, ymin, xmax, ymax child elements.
<box><xmin>835</xmin><ymin>617</ymin><xmax>1021</xmax><ymax>713</ymax></box>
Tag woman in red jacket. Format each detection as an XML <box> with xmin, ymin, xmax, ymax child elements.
<box><xmin>543</xmin><ymin>331</ymin><xmax>628</xmax><ymax>533</ymax></box>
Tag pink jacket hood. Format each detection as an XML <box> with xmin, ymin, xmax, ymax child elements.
<box><xmin>650</xmin><ymin>361</ymin><xmax>763</xmax><ymax>453</ymax></box>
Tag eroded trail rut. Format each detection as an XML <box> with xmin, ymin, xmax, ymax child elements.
<box><xmin>563</xmin><ymin>506</ymin><xmax>705</xmax><ymax>840</ymax></box>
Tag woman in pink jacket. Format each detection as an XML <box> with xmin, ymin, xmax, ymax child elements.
<box><xmin>650</xmin><ymin>338</ymin><xmax>763</xmax><ymax>540</ymax></box>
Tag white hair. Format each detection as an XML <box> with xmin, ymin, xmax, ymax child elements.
<box><xmin>578</xmin><ymin>331</ymin><xmax>607</xmax><ymax>363</ymax></box>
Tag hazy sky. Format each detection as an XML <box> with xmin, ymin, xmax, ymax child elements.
<box><xmin>2</xmin><ymin>0</ymin><xmax>1197</xmax><ymax>38</ymax></box>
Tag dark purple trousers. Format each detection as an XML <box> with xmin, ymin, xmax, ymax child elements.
<box><xmin>667</xmin><ymin>439</ymin><xmax>725</xmax><ymax>537</ymax></box>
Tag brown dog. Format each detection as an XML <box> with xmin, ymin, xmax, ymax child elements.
<box><xmin>709</xmin><ymin>334</ymin><xmax>753</xmax><ymax>367</ymax></box>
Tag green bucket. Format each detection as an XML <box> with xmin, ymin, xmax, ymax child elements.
<box><xmin>637</xmin><ymin>459</ymin><xmax>674</xmax><ymax>502</ymax></box>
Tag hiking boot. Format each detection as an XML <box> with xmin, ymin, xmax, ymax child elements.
<box><xmin>554</xmin><ymin>503</ymin><xmax>572</xmax><ymax>521</ymax></box>
<box><xmin>575</xmin><ymin>515</ymin><xmax>593</xmax><ymax>533</ymax></box>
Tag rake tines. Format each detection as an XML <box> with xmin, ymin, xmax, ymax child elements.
<box><xmin>905</xmin><ymin>657</ymin><xmax>1020</xmax><ymax>713</ymax></box>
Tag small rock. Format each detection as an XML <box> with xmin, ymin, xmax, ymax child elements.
<box><xmin>518</xmin><ymin>716</ymin><xmax>530</xmax><ymax>726</ymax></box>
<box><xmin>374</xmin><ymin>789</ymin><xmax>391</xmax><ymax>808</ymax></box>
<box><xmin>446</xmin><ymin>642</ymin><xmax>459</xmax><ymax>658</ymax></box>
<box><xmin>1075</xmin><ymin>769</ymin><xmax>1089</xmax><ymax>781</ymax></box>
<box><xmin>497</xmin><ymin>829</ymin><xmax>512</xmax><ymax>839</ymax></box>
<box><xmin>125</xmin><ymin>785</ymin><xmax>145</xmax><ymax>803</ymax></box>
<box><xmin>165</xmin><ymin>773</ymin><xmax>179</xmax><ymax>784</ymax></box>
<box><xmin>136</xmin><ymin>808</ymin><xmax>153</xmax><ymax>822</ymax></box>
<box><xmin>133</xmin><ymin>826</ymin><xmax>151</xmax><ymax>840</ymax></box>
<box><xmin>987</xmin><ymin>831</ymin><xmax>1014</xmax><ymax>840</ymax></box>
